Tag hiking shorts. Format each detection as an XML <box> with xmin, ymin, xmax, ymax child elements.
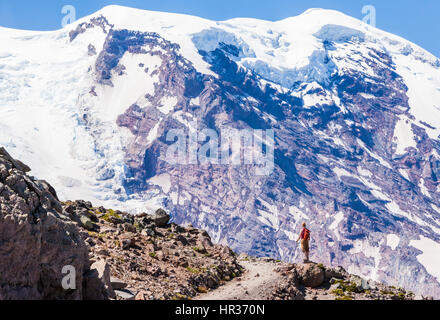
<box><xmin>301</xmin><ymin>239</ymin><xmax>310</xmax><ymax>253</ymax></box>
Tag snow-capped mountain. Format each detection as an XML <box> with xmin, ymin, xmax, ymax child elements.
<box><xmin>1</xmin><ymin>5</ymin><xmax>440</xmax><ymax>297</ymax></box>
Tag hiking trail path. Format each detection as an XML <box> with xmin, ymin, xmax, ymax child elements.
<box><xmin>195</xmin><ymin>260</ymin><xmax>285</xmax><ymax>300</ymax></box>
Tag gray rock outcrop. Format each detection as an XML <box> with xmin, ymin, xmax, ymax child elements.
<box><xmin>0</xmin><ymin>147</ymin><xmax>102</xmax><ymax>300</ymax></box>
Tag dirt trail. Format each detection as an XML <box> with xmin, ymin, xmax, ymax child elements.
<box><xmin>195</xmin><ymin>260</ymin><xmax>285</xmax><ymax>300</ymax></box>
<box><xmin>195</xmin><ymin>257</ymin><xmax>420</xmax><ymax>301</ymax></box>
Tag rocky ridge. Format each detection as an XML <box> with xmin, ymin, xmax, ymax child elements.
<box><xmin>62</xmin><ymin>200</ymin><xmax>243</xmax><ymax>300</ymax></box>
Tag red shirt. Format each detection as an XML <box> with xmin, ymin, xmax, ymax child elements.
<box><xmin>300</xmin><ymin>228</ymin><xmax>310</xmax><ymax>240</ymax></box>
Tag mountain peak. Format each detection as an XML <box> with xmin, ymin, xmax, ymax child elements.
<box><xmin>301</xmin><ymin>7</ymin><xmax>349</xmax><ymax>16</ymax></box>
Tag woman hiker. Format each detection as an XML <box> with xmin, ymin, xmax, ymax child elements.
<box><xmin>297</xmin><ymin>222</ymin><xmax>311</xmax><ymax>263</ymax></box>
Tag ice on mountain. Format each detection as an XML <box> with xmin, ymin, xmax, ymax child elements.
<box><xmin>386</xmin><ymin>234</ymin><xmax>400</xmax><ymax>250</ymax></box>
<box><xmin>96</xmin><ymin>167</ymin><xmax>116</xmax><ymax>181</ymax></box>
<box><xmin>158</xmin><ymin>96</ymin><xmax>178</xmax><ymax>115</ymax></box>
<box><xmin>314</xmin><ymin>24</ymin><xmax>365</xmax><ymax>43</ymax></box>
<box><xmin>410</xmin><ymin>236</ymin><xmax>440</xmax><ymax>282</ymax></box>
<box><xmin>149</xmin><ymin>173</ymin><xmax>172</xmax><ymax>193</ymax></box>
<box><xmin>393</xmin><ymin>117</ymin><xmax>417</xmax><ymax>155</ymax></box>
<box><xmin>191</xmin><ymin>28</ymin><xmax>255</xmax><ymax>60</ymax></box>
<box><xmin>238</xmin><ymin>48</ymin><xmax>336</xmax><ymax>89</ymax></box>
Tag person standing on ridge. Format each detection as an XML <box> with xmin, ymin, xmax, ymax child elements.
<box><xmin>297</xmin><ymin>222</ymin><xmax>311</xmax><ymax>263</ymax></box>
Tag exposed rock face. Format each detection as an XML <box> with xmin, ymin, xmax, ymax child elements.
<box><xmin>0</xmin><ymin>148</ymin><xmax>90</xmax><ymax>300</ymax></box>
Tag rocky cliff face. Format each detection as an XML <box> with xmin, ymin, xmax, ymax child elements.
<box><xmin>0</xmin><ymin>147</ymin><xmax>90</xmax><ymax>299</ymax></box>
<box><xmin>1</xmin><ymin>6</ymin><xmax>440</xmax><ymax>298</ymax></box>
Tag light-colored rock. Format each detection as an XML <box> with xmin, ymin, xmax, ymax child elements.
<box><xmin>110</xmin><ymin>277</ymin><xmax>127</xmax><ymax>290</ymax></box>
<box><xmin>141</xmin><ymin>228</ymin><xmax>155</xmax><ymax>237</ymax></box>
<box><xmin>115</xmin><ymin>289</ymin><xmax>136</xmax><ymax>300</ymax></box>
<box><xmin>80</xmin><ymin>215</ymin><xmax>95</xmax><ymax>231</ymax></box>
<box><xmin>295</xmin><ymin>263</ymin><xmax>325</xmax><ymax>288</ymax></box>
<box><xmin>329</xmin><ymin>283</ymin><xmax>342</xmax><ymax>291</ymax></box>
<box><xmin>350</xmin><ymin>275</ymin><xmax>370</xmax><ymax>291</ymax></box>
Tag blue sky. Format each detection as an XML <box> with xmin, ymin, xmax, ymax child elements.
<box><xmin>1</xmin><ymin>0</ymin><xmax>439</xmax><ymax>57</ymax></box>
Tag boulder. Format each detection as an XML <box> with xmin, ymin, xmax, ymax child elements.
<box><xmin>151</xmin><ymin>208</ymin><xmax>170</xmax><ymax>227</ymax></box>
<box><xmin>295</xmin><ymin>263</ymin><xmax>325</xmax><ymax>288</ymax></box>
<box><xmin>97</xmin><ymin>206</ymin><xmax>106</xmax><ymax>213</ymax></box>
<box><xmin>368</xmin><ymin>280</ymin><xmax>377</xmax><ymax>290</ymax></box>
<box><xmin>110</xmin><ymin>277</ymin><xmax>127</xmax><ymax>290</ymax></box>
<box><xmin>83</xmin><ymin>260</ymin><xmax>115</xmax><ymax>300</ymax></box>
<box><xmin>108</xmin><ymin>215</ymin><xmax>124</xmax><ymax>225</ymax></box>
<box><xmin>115</xmin><ymin>289</ymin><xmax>136</xmax><ymax>300</ymax></box>
<box><xmin>171</xmin><ymin>223</ymin><xmax>185</xmax><ymax>233</ymax></box>
<box><xmin>64</xmin><ymin>204</ymin><xmax>76</xmax><ymax>215</ymax></box>
<box><xmin>329</xmin><ymin>282</ymin><xmax>342</xmax><ymax>291</ymax></box>
<box><xmin>75</xmin><ymin>200</ymin><xmax>92</xmax><ymax>210</ymax></box>
<box><xmin>0</xmin><ymin>147</ymin><xmax>31</xmax><ymax>173</ymax></box>
<box><xmin>324</xmin><ymin>266</ymin><xmax>347</xmax><ymax>282</ymax></box>
<box><xmin>79</xmin><ymin>215</ymin><xmax>96</xmax><ymax>231</ymax></box>
<box><xmin>123</xmin><ymin>223</ymin><xmax>137</xmax><ymax>233</ymax></box>
<box><xmin>141</xmin><ymin>228</ymin><xmax>155</xmax><ymax>237</ymax></box>
<box><xmin>350</xmin><ymin>275</ymin><xmax>370</xmax><ymax>291</ymax></box>
<box><xmin>198</xmin><ymin>232</ymin><xmax>213</xmax><ymax>248</ymax></box>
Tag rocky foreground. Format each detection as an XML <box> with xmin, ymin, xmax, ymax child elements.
<box><xmin>0</xmin><ymin>147</ymin><xmax>241</xmax><ymax>300</ymax></box>
<box><xmin>62</xmin><ymin>200</ymin><xmax>243</xmax><ymax>300</ymax></box>
<box><xmin>0</xmin><ymin>147</ymin><xmax>432</xmax><ymax>300</ymax></box>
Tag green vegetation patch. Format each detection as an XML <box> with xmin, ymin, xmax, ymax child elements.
<box><xmin>172</xmin><ymin>293</ymin><xmax>190</xmax><ymax>300</ymax></box>
<box><xmin>197</xmin><ymin>286</ymin><xmax>208</xmax><ymax>293</ymax></box>
<box><xmin>335</xmin><ymin>295</ymin><xmax>354</xmax><ymax>300</ymax></box>
<box><xmin>331</xmin><ymin>288</ymin><xmax>345</xmax><ymax>296</ymax></box>
<box><xmin>186</xmin><ymin>267</ymin><xmax>201</xmax><ymax>274</ymax></box>
<box><xmin>101</xmin><ymin>209</ymin><xmax>122</xmax><ymax>222</ymax></box>
<box><xmin>333</xmin><ymin>280</ymin><xmax>361</xmax><ymax>293</ymax></box>
<box><xmin>380</xmin><ymin>289</ymin><xmax>394</xmax><ymax>295</ymax></box>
